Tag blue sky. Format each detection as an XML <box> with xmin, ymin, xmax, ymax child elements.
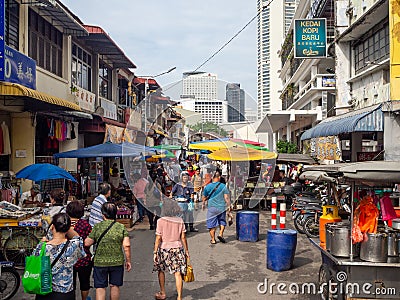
<box><xmin>62</xmin><ymin>0</ymin><xmax>258</xmax><ymax>109</ymax></box>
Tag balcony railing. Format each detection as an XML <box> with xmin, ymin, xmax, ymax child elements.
<box><xmin>281</xmin><ymin>74</ymin><xmax>335</xmax><ymax>110</ymax></box>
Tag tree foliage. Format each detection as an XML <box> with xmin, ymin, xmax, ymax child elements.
<box><xmin>190</xmin><ymin>121</ymin><xmax>228</xmax><ymax>137</ymax></box>
<box><xmin>276</xmin><ymin>140</ymin><xmax>298</xmax><ymax>153</ymax></box>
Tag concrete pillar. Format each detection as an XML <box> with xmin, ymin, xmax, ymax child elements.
<box><xmin>11</xmin><ymin>113</ymin><xmax>35</xmax><ymax>192</ymax></box>
<box><xmin>19</xmin><ymin>2</ymin><xmax>29</xmax><ymax>54</ymax></box>
<box><xmin>286</xmin><ymin>123</ymin><xmax>291</xmax><ymax>142</ymax></box>
<box><xmin>94</xmin><ymin>54</ymin><xmax>100</xmax><ymax>107</ymax></box>
<box><xmin>351</xmin><ymin>132</ymin><xmax>363</xmax><ymax>162</ymax></box>
<box><xmin>311</xmin><ymin>65</ymin><xmax>318</xmax><ymax>78</ymax></box>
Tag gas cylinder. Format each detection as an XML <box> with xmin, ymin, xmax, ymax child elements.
<box><xmin>319</xmin><ymin>205</ymin><xmax>341</xmax><ymax>249</ymax></box>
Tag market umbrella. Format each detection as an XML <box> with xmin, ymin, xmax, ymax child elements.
<box><xmin>189</xmin><ymin>138</ymin><xmax>269</xmax><ymax>152</ymax></box>
<box><xmin>207</xmin><ymin>146</ymin><xmax>277</xmax><ymax>161</ymax></box>
<box><xmin>153</xmin><ymin>145</ymin><xmax>182</xmax><ymax>151</ymax></box>
<box><xmin>54</xmin><ymin>142</ymin><xmax>155</xmax><ymax>158</ymax></box>
<box><xmin>16</xmin><ymin>163</ymin><xmax>77</xmax><ymax>182</ymax></box>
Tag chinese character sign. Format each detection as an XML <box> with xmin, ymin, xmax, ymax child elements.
<box><xmin>0</xmin><ymin>0</ymin><xmax>5</xmax><ymax>81</ymax></box>
<box><xmin>4</xmin><ymin>46</ymin><xmax>36</xmax><ymax>89</ymax></box>
<box><xmin>294</xmin><ymin>18</ymin><xmax>327</xmax><ymax>59</ymax></box>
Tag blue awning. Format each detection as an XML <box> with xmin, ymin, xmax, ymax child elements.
<box><xmin>301</xmin><ymin>104</ymin><xmax>384</xmax><ymax>141</ymax></box>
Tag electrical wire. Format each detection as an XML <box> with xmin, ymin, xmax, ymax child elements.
<box><xmin>164</xmin><ymin>0</ymin><xmax>275</xmax><ymax>92</ymax></box>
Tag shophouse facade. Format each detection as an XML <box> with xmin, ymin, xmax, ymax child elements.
<box><xmin>1</xmin><ymin>0</ymin><xmax>181</xmax><ymax>194</ymax></box>
<box><xmin>300</xmin><ymin>0</ymin><xmax>397</xmax><ymax>162</ymax></box>
<box><xmin>257</xmin><ymin>0</ymin><xmax>336</xmax><ymax>154</ymax></box>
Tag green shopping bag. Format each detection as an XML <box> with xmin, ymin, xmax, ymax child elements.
<box><xmin>22</xmin><ymin>242</ymin><xmax>52</xmax><ymax>295</ymax></box>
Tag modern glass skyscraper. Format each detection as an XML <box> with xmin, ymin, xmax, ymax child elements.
<box><xmin>226</xmin><ymin>83</ymin><xmax>245</xmax><ymax>122</ymax></box>
<box><xmin>257</xmin><ymin>0</ymin><xmax>298</xmax><ymax>119</ymax></box>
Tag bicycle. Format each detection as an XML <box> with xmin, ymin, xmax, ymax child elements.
<box><xmin>0</xmin><ymin>261</ymin><xmax>20</xmax><ymax>300</ymax></box>
<box><xmin>1</xmin><ymin>226</ymin><xmax>42</xmax><ymax>269</ymax></box>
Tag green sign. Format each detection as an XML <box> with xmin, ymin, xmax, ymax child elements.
<box><xmin>294</xmin><ymin>18</ymin><xmax>327</xmax><ymax>58</ymax></box>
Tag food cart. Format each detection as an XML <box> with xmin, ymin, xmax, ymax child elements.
<box><xmin>301</xmin><ymin>161</ymin><xmax>400</xmax><ymax>300</ymax></box>
<box><xmin>0</xmin><ymin>201</ymin><xmax>43</xmax><ymax>268</ymax></box>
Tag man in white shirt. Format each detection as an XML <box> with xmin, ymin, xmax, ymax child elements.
<box><xmin>20</xmin><ymin>184</ymin><xmax>42</xmax><ymax>207</ymax></box>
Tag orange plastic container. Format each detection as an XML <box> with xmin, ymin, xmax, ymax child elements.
<box><xmin>319</xmin><ymin>205</ymin><xmax>341</xmax><ymax>249</ymax></box>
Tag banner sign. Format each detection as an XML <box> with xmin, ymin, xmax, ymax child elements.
<box><xmin>0</xmin><ymin>0</ymin><xmax>5</xmax><ymax>81</ymax></box>
<box><xmin>0</xmin><ymin>0</ymin><xmax>37</xmax><ymax>89</ymax></box>
<box><xmin>73</xmin><ymin>84</ymin><xmax>95</xmax><ymax>112</ymax></box>
<box><xmin>294</xmin><ymin>18</ymin><xmax>327</xmax><ymax>58</ymax></box>
<box><xmin>101</xmin><ymin>97</ymin><xmax>117</xmax><ymax>120</ymax></box>
<box><xmin>4</xmin><ymin>46</ymin><xmax>36</xmax><ymax>89</ymax></box>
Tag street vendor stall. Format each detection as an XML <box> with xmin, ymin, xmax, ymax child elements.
<box><xmin>301</xmin><ymin>161</ymin><xmax>400</xmax><ymax>300</ymax></box>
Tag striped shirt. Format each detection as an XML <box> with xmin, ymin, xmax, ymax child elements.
<box><xmin>89</xmin><ymin>194</ymin><xmax>107</xmax><ymax>227</ymax></box>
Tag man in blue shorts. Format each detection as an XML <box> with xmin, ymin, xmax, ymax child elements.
<box><xmin>202</xmin><ymin>171</ymin><xmax>231</xmax><ymax>244</ymax></box>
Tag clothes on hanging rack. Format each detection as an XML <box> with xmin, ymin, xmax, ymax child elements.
<box><xmin>46</xmin><ymin>118</ymin><xmax>76</xmax><ymax>142</ymax></box>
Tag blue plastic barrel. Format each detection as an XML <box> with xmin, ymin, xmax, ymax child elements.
<box><xmin>236</xmin><ymin>211</ymin><xmax>259</xmax><ymax>242</ymax></box>
<box><xmin>267</xmin><ymin>229</ymin><xmax>297</xmax><ymax>271</ymax></box>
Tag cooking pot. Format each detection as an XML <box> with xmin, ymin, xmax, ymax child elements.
<box><xmin>360</xmin><ymin>233</ymin><xmax>388</xmax><ymax>263</ymax></box>
<box><xmin>391</xmin><ymin>219</ymin><xmax>400</xmax><ymax>230</ymax></box>
<box><xmin>387</xmin><ymin>232</ymin><xmax>399</xmax><ymax>257</ymax></box>
<box><xmin>325</xmin><ymin>223</ymin><xmax>334</xmax><ymax>252</ymax></box>
<box><xmin>325</xmin><ymin>222</ymin><xmax>348</xmax><ymax>252</ymax></box>
<box><xmin>387</xmin><ymin>256</ymin><xmax>399</xmax><ymax>263</ymax></box>
<box><xmin>330</xmin><ymin>224</ymin><xmax>356</xmax><ymax>257</ymax></box>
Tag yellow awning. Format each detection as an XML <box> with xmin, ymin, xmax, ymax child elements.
<box><xmin>0</xmin><ymin>82</ymin><xmax>81</xmax><ymax>111</ymax></box>
<box><xmin>207</xmin><ymin>147</ymin><xmax>277</xmax><ymax>161</ymax></box>
<box><xmin>189</xmin><ymin>140</ymin><xmax>238</xmax><ymax>151</ymax></box>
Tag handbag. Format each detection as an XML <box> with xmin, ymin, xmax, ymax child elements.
<box><xmin>23</xmin><ymin>240</ymin><xmax>70</xmax><ymax>295</ymax></box>
<box><xmin>92</xmin><ymin>220</ymin><xmax>116</xmax><ymax>261</ymax></box>
<box><xmin>187</xmin><ymin>201</ymin><xmax>194</xmax><ymax>212</ymax></box>
<box><xmin>183</xmin><ymin>258</ymin><xmax>195</xmax><ymax>282</ymax></box>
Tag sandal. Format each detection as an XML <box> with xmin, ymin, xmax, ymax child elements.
<box><xmin>155</xmin><ymin>291</ymin><xmax>166</xmax><ymax>300</ymax></box>
<box><xmin>217</xmin><ymin>236</ymin><xmax>226</xmax><ymax>243</ymax></box>
<box><xmin>210</xmin><ymin>240</ymin><xmax>217</xmax><ymax>244</ymax></box>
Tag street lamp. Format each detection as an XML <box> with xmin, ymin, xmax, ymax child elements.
<box><xmin>137</xmin><ymin>67</ymin><xmax>176</xmax><ymax>131</ymax></box>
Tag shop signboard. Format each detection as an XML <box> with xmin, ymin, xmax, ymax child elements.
<box><xmin>0</xmin><ymin>0</ymin><xmax>36</xmax><ymax>89</ymax></box>
<box><xmin>101</xmin><ymin>97</ymin><xmax>117</xmax><ymax>120</ymax></box>
<box><xmin>294</xmin><ymin>18</ymin><xmax>327</xmax><ymax>58</ymax></box>
<box><xmin>0</xmin><ymin>0</ymin><xmax>5</xmax><ymax>81</ymax></box>
<box><xmin>4</xmin><ymin>46</ymin><xmax>36</xmax><ymax>89</ymax></box>
<box><xmin>357</xmin><ymin>152</ymin><xmax>380</xmax><ymax>162</ymax></box>
<box><xmin>73</xmin><ymin>84</ymin><xmax>95</xmax><ymax>112</ymax></box>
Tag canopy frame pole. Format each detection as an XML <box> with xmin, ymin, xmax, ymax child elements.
<box><xmin>350</xmin><ymin>180</ymin><xmax>355</xmax><ymax>262</ymax></box>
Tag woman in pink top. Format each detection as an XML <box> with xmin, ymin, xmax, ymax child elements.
<box><xmin>153</xmin><ymin>199</ymin><xmax>189</xmax><ymax>300</ymax></box>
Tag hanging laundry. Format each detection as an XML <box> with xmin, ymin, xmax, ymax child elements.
<box><xmin>1</xmin><ymin>122</ymin><xmax>11</xmax><ymax>155</ymax></box>
<box><xmin>48</xmin><ymin>119</ymin><xmax>55</xmax><ymax>137</ymax></box>
<box><xmin>71</xmin><ymin>123</ymin><xmax>76</xmax><ymax>139</ymax></box>
<box><xmin>61</xmin><ymin>121</ymin><xmax>67</xmax><ymax>141</ymax></box>
<box><xmin>66</xmin><ymin>122</ymin><xmax>71</xmax><ymax>140</ymax></box>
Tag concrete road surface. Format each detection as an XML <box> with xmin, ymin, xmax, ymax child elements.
<box><xmin>13</xmin><ymin>211</ymin><xmax>322</xmax><ymax>300</ymax></box>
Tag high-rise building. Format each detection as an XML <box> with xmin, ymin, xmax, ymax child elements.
<box><xmin>226</xmin><ymin>83</ymin><xmax>245</xmax><ymax>122</ymax></box>
<box><xmin>182</xmin><ymin>71</ymin><xmax>217</xmax><ymax>101</ymax></box>
<box><xmin>180</xmin><ymin>72</ymin><xmax>227</xmax><ymax>124</ymax></box>
<box><xmin>257</xmin><ymin>0</ymin><xmax>298</xmax><ymax>119</ymax></box>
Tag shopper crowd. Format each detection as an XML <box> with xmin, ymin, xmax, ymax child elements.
<box><xmin>25</xmin><ymin>158</ymin><xmax>232</xmax><ymax>300</ymax></box>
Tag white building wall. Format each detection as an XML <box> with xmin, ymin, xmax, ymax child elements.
<box><xmin>257</xmin><ymin>0</ymin><xmax>298</xmax><ymax>118</ymax></box>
